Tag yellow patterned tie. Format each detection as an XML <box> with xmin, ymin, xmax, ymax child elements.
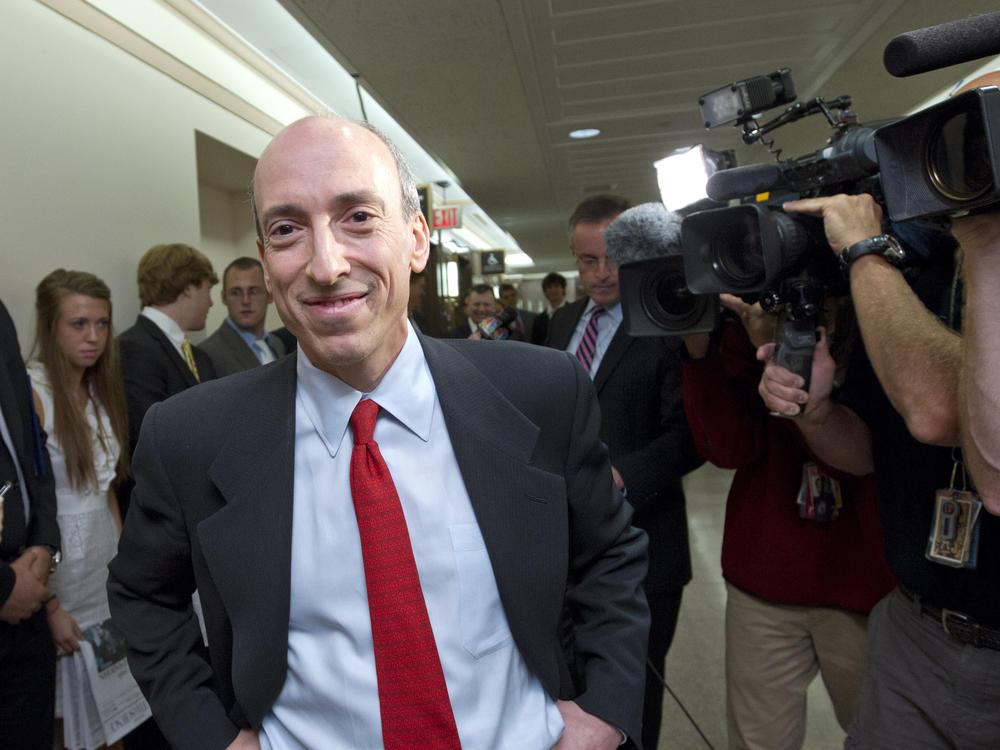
<box><xmin>181</xmin><ymin>336</ymin><xmax>200</xmax><ymax>382</ymax></box>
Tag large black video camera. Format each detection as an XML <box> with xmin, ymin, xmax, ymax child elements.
<box><xmin>685</xmin><ymin>70</ymin><xmax>1000</xmax><ymax>302</ymax></box>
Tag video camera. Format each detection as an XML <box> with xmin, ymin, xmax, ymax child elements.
<box><xmin>618</xmin><ymin>11</ymin><xmax>1000</xmax><ymax>353</ymax></box>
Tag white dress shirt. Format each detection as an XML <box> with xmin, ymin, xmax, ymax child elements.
<box><xmin>260</xmin><ymin>324</ymin><xmax>563</xmax><ymax>749</ymax></box>
<box><xmin>564</xmin><ymin>300</ymin><xmax>623</xmax><ymax>378</ymax></box>
<box><xmin>140</xmin><ymin>306</ymin><xmax>187</xmax><ymax>358</ymax></box>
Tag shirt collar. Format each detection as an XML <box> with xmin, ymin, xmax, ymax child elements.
<box><xmin>141</xmin><ymin>307</ymin><xmax>186</xmax><ymax>349</ymax></box>
<box><xmin>296</xmin><ymin>322</ymin><xmax>435</xmax><ymax>458</ymax></box>
<box><xmin>584</xmin><ymin>298</ymin><xmax>622</xmax><ymax>324</ymax></box>
<box><xmin>225</xmin><ymin>316</ymin><xmax>270</xmax><ymax>348</ymax></box>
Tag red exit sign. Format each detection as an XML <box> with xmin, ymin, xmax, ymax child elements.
<box><xmin>432</xmin><ymin>206</ymin><xmax>462</xmax><ymax>229</ymax></box>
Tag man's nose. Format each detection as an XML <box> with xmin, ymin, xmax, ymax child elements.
<box><xmin>309</xmin><ymin>225</ymin><xmax>351</xmax><ymax>284</ymax></box>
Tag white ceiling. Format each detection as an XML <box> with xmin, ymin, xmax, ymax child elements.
<box><xmin>270</xmin><ymin>0</ymin><xmax>997</xmax><ymax>273</ymax></box>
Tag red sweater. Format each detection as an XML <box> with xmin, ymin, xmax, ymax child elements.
<box><xmin>682</xmin><ymin>319</ymin><xmax>895</xmax><ymax>613</ymax></box>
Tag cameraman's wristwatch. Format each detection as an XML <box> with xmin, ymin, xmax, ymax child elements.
<box><xmin>839</xmin><ymin>234</ymin><xmax>906</xmax><ymax>273</ymax></box>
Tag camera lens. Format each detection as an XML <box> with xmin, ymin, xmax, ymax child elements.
<box><xmin>710</xmin><ymin>211</ymin><xmax>765</xmax><ymax>288</ymax></box>
<box><xmin>641</xmin><ymin>262</ymin><xmax>706</xmax><ymax>329</ymax></box>
<box><xmin>927</xmin><ymin>107</ymin><xmax>993</xmax><ymax>202</ymax></box>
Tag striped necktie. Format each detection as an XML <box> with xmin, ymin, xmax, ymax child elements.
<box><xmin>575</xmin><ymin>305</ymin><xmax>605</xmax><ymax>374</ymax></box>
<box><xmin>181</xmin><ymin>336</ymin><xmax>200</xmax><ymax>381</ymax></box>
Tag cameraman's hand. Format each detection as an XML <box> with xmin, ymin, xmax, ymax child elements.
<box><xmin>783</xmin><ymin>194</ymin><xmax>883</xmax><ymax>257</ymax></box>
<box><xmin>757</xmin><ymin>327</ymin><xmax>836</xmax><ymax>421</ymax></box>
<box><xmin>720</xmin><ymin>294</ymin><xmax>777</xmax><ymax>348</ymax></box>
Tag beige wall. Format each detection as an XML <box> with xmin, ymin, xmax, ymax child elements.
<box><xmin>0</xmin><ymin>1</ymin><xmax>273</xmax><ymax>354</ymax></box>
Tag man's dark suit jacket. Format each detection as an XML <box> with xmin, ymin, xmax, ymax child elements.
<box><xmin>546</xmin><ymin>297</ymin><xmax>702</xmax><ymax>595</ymax></box>
<box><xmin>108</xmin><ymin>334</ymin><xmax>650</xmax><ymax>750</ymax></box>
<box><xmin>0</xmin><ymin>299</ymin><xmax>59</xmax><ymax>601</ymax></box>
<box><xmin>197</xmin><ymin>321</ymin><xmax>286</xmax><ymax>378</ymax></box>
<box><xmin>118</xmin><ymin>315</ymin><xmax>216</xmax><ymax>457</ymax></box>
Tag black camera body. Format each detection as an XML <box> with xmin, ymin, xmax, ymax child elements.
<box><xmin>619</xmin><ymin>256</ymin><xmax>718</xmax><ymax>336</ymax></box>
<box><xmin>876</xmin><ymin>86</ymin><xmax>1000</xmax><ymax>221</ymax></box>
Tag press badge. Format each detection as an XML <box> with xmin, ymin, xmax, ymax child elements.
<box><xmin>797</xmin><ymin>463</ymin><xmax>842</xmax><ymax>522</ymax></box>
<box><xmin>926</xmin><ymin>460</ymin><xmax>983</xmax><ymax>569</ymax></box>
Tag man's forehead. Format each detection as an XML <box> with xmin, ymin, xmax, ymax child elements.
<box><xmin>953</xmin><ymin>70</ymin><xmax>1000</xmax><ymax>97</ymax></box>
<box><xmin>254</xmin><ymin>117</ymin><xmax>393</xmax><ymax>196</ymax></box>
<box><xmin>226</xmin><ymin>266</ymin><xmax>264</xmax><ymax>288</ymax></box>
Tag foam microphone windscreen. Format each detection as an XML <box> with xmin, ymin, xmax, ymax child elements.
<box><xmin>884</xmin><ymin>12</ymin><xmax>1000</xmax><ymax>77</ymax></box>
<box><xmin>604</xmin><ymin>202</ymin><xmax>683</xmax><ymax>266</ymax></box>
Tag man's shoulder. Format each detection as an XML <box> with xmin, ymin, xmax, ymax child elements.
<box><xmin>423</xmin><ymin>334</ymin><xmax>575</xmax><ymax>385</ymax></box>
<box><xmin>118</xmin><ymin>317</ymin><xmax>165</xmax><ymax>356</ymax></box>
<box><xmin>199</xmin><ymin>322</ymin><xmax>238</xmax><ymax>351</ymax></box>
<box><xmin>551</xmin><ymin>297</ymin><xmax>586</xmax><ymax>323</ymax></box>
<box><xmin>151</xmin><ymin>355</ymin><xmax>293</xmax><ymax>423</ymax></box>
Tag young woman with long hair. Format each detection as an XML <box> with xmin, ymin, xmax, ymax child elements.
<box><xmin>27</xmin><ymin>269</ymin><xmax>132</xmax><ymax>749</ymax></box>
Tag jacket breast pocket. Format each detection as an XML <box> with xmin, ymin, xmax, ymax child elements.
<box><xmin>449</xmin><ymin>523</ymin><xmax>514</xmax><ymax>658</ymax></box>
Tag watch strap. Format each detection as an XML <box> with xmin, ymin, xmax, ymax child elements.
<box><xmin>840</xmin><ymin>234</ymin><xmax>906</xmax><ymax>272</ymax></box>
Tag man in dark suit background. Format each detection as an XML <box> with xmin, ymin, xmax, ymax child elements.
<box><xmin>109</xmin><ymin>116</ymin><xmax>649</xmax><ymax>750</ymax></box>
<box><xmin>0</xmin><ymin>298</ymin><xmax>60</xmax><ymax>749</ymax></box>
<box><xmin>116</xmin><ymin>243</ymin><xmax>217</xmax><ymax>749</ymax></box>
<box><xmin>546</xmin><ymin>194</ymin><xmax>703</xmax><ymax>750</ymax></box>
<box><xmin>118</xmin><ymin>242</ymin><xmax>217</xmax><ymax>459</ymax></box>
<box><xmin>198</xmin><ymin>257</ymin><xmax>285</xmax><ymax>377</ymax></box>
<box><xmin>532</xmin><ymin>271</ymin><xmax>567</xmax><ymax>345</ymax></box>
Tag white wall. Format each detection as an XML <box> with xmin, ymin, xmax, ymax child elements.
<box><xmin>197</xmin><ymin>181</ymin><xmax>285</xmax><ymax>335</ymax></box>
<box><xmin>0</xmin><ymin>1</ymin><xmax>272</xmax><ymax>354</ymax></box>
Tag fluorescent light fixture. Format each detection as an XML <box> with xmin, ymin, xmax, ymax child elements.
<box><xmin>505</xmin><ymin>251</ymin><xmax>535</xmax><ymax>268</ymax></box>
<box><xmin>655</xmin><ymin>145</ymin><xmax>734</xmax><ymax>211</ymax></box>
<box><xmin>569</xmin><ymin>128</ymin><xmax>600</xmax><ymax>139</ymax></box>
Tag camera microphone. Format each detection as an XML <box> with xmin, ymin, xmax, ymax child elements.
<box><xmin>477</xmin><ymin>306</ymin><xmax>518</xmax><ymax>340</ymax></box>
<box><xmin>705</xmin><ymin>164</ymin><xmax>780</xmax><ymax>202</ymax></box>
<box><xmin>604</xmin><ymin>202</ymin><xmax>684</xmax><ymax>266</ymax></box>
<box><xmin>883</xmin><ymin>11</ymin><xmax>1000</xmax><ymax>77</ymax></box>
<box><xmin>607</xmin><ymin>202</ymin><xmax>718</xmax><ymax>337</ymax></box>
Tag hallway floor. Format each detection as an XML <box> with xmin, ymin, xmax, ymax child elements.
<box><xmin>657</xmin><ymin>463</ymin><xmax>847</xmax><ymax>749</ymax></box>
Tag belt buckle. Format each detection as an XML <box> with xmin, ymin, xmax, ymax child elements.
<box><xmin>941</xmin><ymin>608</ymin><xmax>975</xmax><ymax>640</ymax></box>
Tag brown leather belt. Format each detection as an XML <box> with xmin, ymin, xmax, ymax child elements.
<box><xmin>899</xmin><ymin>585</ymin><xmax>1000</xmax><ymax>651</ymax></box>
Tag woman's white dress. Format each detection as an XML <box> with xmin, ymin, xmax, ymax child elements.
<box><xmin>27</xmin><ymin>361</ymin><xmax>120</xmax><ymax>629</ymax></box>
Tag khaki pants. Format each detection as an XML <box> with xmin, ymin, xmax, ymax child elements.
<box><xmin>725</xmin><ymin>582</ymin><xmax>869</xmax><ymax>750</ymax></box>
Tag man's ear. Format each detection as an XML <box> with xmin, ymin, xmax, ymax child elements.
<box><xmin>409</xmin><ymin>212</ymin><xmax>431</xmax><ymax>273</ymax></box>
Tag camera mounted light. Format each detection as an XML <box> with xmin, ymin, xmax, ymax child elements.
<box><xmin>699</xmin><ymin>69</ymin><xmax>796</xmax><ymax>129</ymax></box>
<box><xmin>655</xmin><ymin>145</ymin><xmax>736</xmax><ymax>213</ymax></box>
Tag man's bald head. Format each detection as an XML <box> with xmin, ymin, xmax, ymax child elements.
<box><xmin>250</xmin><ymin>116</ymin><xmax>419</xmax><ymax>243</ymax></box>
<box><xmin>953</xmin><ymin>70</ymin><xmax>1000</xmax><ymax>97</ymax></box>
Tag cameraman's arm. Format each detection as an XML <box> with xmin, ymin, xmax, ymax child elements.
<box><xmin>758</xmin><ymin>328</ymin><xmax>874</xmax><ymax>475</ymax></box>
<box><xmin>952</xmin><ymin>213</ymin><xmax>1000</xmax><ymax>513</ymax></box>
<box><xmin>784</xmin><ymin>194</ymin><xmax>961</xmax><ymax>446</ymax></box>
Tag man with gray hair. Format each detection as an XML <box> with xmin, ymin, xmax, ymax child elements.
<box><xmin>109</xmin><ymin>116</ymin><xmax>649</xmax><ymax>750</ymax></box>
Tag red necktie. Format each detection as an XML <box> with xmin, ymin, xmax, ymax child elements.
<box><xmin>348</xmin><ymin>399</ymin><xmax>462</xmax><ymax>749</ymax></box>
<box><xmin>575</xmin><ymin>305</ymin><xmax>605</xmax><ymax>374</ymax></box>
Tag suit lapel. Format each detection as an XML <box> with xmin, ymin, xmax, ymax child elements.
<box><xmin>418</xmin><ymin>335</ymin><xmax>550</xmax><ymax>583</ymax></box>
<box><xmin>546</xmin><ymin>298</ymin><xmax>586</xmax><ymax>351</ymax></box>
<box><xmin>198</xmin><ymin>355</ymin><xmax>297</xmax><ymax>722</ymax></box>
<box><xmin>221</xmin><ymin>322</ymin><xmax>261</xmax><ymax>371</ymax></box>
<box><xmin>592</xmin><ymin>324</ymin><xmax>633</xmax><ymax>394</ymax></box>
<box><xmin>138</xmin><ymin>316</ymin><xmax>199</xmax><ymax>388</ymax></box>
